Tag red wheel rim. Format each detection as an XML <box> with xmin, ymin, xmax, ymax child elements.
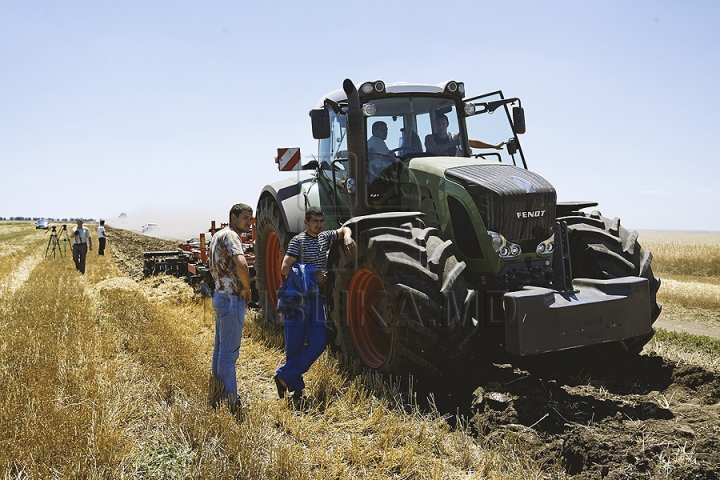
<box><xmin>348</xmin><ymin>268</ymin><xmax>391</xmax><ymax>369</ymax></box>
<box><xmin>265</xmin><ymin>232</ymin><xmax>283</xmax><ymax>308</ymax></box>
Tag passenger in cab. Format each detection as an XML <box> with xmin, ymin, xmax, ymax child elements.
<box><xmin>425</xmin><ymin>114</ymin><xmax>504</xmax><ymax>156</ymax></box>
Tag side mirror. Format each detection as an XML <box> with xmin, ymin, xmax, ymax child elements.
<box><xmin>310</xmin><ymin>109</ymin><xmax>330</xmax><ymax>139</ymax></box>
<box><xmin>512</xmin><ymin>106</ymin><xmax>526</xmax><ymax>135</ymax></box>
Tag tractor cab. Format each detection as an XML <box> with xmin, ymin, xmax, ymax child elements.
<box><xmin>310</xmin><ymin>80</ymin><xmax>527</xmax><ymax>223</ymax></box>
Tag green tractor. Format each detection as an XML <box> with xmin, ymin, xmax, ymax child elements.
<box><xmin>255</xmin><ymin>78</ymin><xmax>661</xmax><ymax>375</ymax></box>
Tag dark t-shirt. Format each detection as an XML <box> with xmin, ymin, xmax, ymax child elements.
<box><xmin>433</xmin><ymin>133</ymin><xmax>458</xmax><ymax>156</ymax></box>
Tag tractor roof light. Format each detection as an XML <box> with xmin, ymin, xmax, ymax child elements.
<box><xmin>443</xmin><ymin>80</ymin><xmax>465</xmax><ymax>96</ymax></box>
<box><xmin>361</xmin><ymin>80</ymin><xmax>386</xmax><ymax>96</ymax></box>
<box><xmin>362</xmin><ymin>103</ymin><xmax>376</xmax><ymax>117</ymax></box>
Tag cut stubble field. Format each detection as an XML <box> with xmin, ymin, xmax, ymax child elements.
<box><xmin>1</xmin><ymin>223</ymin><xmax>719</xmax><ymax>479</ymax></box>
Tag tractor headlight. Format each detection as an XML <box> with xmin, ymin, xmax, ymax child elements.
<box><xmin>362</xmin><ymin>103</ymin><xmax>376</xmax><ymax>117</ymax></box>
<box><xmin>489</xmin><ymin>231</ymin><xmax>504</xmax><ymax>250</ymax></box>
<box><xmin>345</xmin><ymin>177</ymin><xmax>356</xmax><ymax>194</ymax></box>
<box><xmin>464</xmin><ymin>102</ymin><xmax>476</xmax><ymax>116</ymax></box>
<box><xmin>535</xmin><ymin>234</ymin><xmax>554</xmax><ymax>255</ymax></box>
<box><xmin>488</xmin><ymin>231</ymin><xmax>521</xmax><ymax>258</ymax></box>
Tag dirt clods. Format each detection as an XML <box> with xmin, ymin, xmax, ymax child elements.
<box><xmin>466</xmin><ymin>353</ymin><xmax>720</xmax><ymax>478</ymax></box>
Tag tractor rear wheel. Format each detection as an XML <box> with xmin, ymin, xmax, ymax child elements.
<box><xmin>327</xmin><ymin>221</ymin><xmax>476</xmax><ymax>376</ymax></box>
<box><xmin>255</xmin><ymin>198</ymin><xmax>291</xmax><ymax>325</ymax></box>
<box><xmin>559</xmin><ymin>210</ymin><xmax>662</xmax><ymax>355</ymax></box>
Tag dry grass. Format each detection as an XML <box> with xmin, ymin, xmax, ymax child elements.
<box><xmin>640</xmin><ymin>230</ymin><xmax>720</xmax><ymax>326</ymax></box>
<box><xmin>0</xmin><ymin>224</ymin><xmax>559</xmax><ymax>479</ymax></box>
<box><xmin>2</xmin><ymin>224</ymin><xmax>717</xmax><ymax>478</ymax></box>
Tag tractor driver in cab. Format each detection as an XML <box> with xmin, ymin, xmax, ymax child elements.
<box><xmin>425</xmin><ymin>113</ymin><xmax>505</xmax><ymax>156</ymax></box>
<box><xmin>367</xmin><ymin>121</ymin><xmax>393</xmax><ymax>183</ymax></box>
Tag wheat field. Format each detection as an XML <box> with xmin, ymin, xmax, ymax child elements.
<box><xmin>0</xmin><ymin>224</ymin><xmax>557</xmax><ymax>479</ymax></box>
<box><xmin>641</xmin><ymin>231</ymin><xmax>720</xmax><ymax>327</ymax></box>
<box><xmin>1</xmin><ymin>223</ymin><xmax>718</xmax><ymax>478</ymax></box>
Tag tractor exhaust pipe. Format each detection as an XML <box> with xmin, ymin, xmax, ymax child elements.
<box><xmin>343</xmin><ymin>79</ymin><xmax>369</xmax><ymax>217</ymax></box>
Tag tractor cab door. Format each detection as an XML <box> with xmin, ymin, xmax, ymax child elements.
<box><xmin>317</xmin><ymin>109</ymin><xmax>352</xmax><ymax>229</ymax></box>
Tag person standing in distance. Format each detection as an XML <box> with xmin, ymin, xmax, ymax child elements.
<box><xmin>97</xmin><ymin>220</ymin><xmax>108</xmax><ymax>256</ymax></box>
<box><xmin>273</xmin><ymin>206</ymin><xmax>356</xmax><ymax>399</ymax></box>
<box><xmin>209</xmin><ymin>203</ymin><xmax>253</xmax><ymax>411</ymax></box>
<box><xmin>71</xmin><ymin>218</ymin><xmax>93</xmax><ymax>274</ymax></box>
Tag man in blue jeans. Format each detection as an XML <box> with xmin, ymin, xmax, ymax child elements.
<box><xmin>274</xmin><ymin>206</ymin><xmax>355</xmax><ymax>400</ymax></box>
<box><xmin>209</xmin><ymin>203</ymin><xmax>253</xmax><ymax>412</ymax></box>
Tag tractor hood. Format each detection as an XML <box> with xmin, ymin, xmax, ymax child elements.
<box><xmin>407</xmin><ymin>156</ymin><xmax>497</xmax><ymax>177</ymax></box>
<box><xmin>409</xmin><ymin>157</ymin><xmax>557</xmax><ymax>254</ymax></box>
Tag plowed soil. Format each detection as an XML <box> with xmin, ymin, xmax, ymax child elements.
<box><xmin>110</xmin><ymin>227</ymin><xmax>720</xmax><ymax>479</ymax></box>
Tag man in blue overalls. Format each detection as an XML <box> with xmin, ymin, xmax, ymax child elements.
<box><xmin>274</xmin><ymin>206</ymin><xmax>355</xmax><ymax>400</ymax></box>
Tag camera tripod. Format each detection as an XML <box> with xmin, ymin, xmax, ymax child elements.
<box><xmin>45</xmin><ymin>224</ymin><xmax>70</xmax><ymax>258</ymax></box>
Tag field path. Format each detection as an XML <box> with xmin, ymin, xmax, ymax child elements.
<box><xmin>0</xmin><ymin>249</ymin><xmax>44</xmax><ymax>298</ymax></box>
<box><xmin>655</xmin><ymin>317</ymin><xmax>720</xmax><ymax>339</ymax></box>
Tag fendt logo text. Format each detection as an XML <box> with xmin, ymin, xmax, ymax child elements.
<box><xmin>516</xmin><ymin>210</ymin><xmax>546</xmax><ymax>219</ymax></box>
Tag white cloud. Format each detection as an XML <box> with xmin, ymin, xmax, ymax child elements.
<box><xmin>695</xmin><ymin>188</ymin><xmax>715</xmax><ymax>194</ymax></box>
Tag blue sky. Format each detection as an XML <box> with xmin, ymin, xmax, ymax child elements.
<box><xmin>2</xmin><ymin>1</ymin><xmax>719</xmax><ymax>238</ymax></box>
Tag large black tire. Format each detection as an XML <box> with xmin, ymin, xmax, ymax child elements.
<box><xmin>255</xmin><ymin>197</ymin><xmax>292</xmax><ymax>325</ymax></box>
<box><xmin>327</xmin><ymin>220</ymin><xmax>476</xmax><ymax>376</ymax></box>
<box><xmin>559</xmin><ymin>210</ymin><xmax>662</xmax><ymax>354</ymax></box>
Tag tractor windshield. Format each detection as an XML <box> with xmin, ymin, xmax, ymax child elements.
<box><xmin>363</xmin><ymin>93</ymin><xmax>525</xmax><ymax>168</ymax></box>
<box><xmin>365</xmin><ymin>96</ymin><xmax>465</xmax><ymax>162</ymax></box>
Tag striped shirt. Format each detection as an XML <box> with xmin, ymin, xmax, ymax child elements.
<box><xmin>286</xmin><ymin>230</ymin><xmax>338</xmax><ymax>270</ymax></box>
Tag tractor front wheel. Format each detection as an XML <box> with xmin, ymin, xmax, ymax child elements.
<box><xmin>560</xmin><ymin>210</ymin><xmax>662</xmax><ymax>355</ymax></box>
<box><xmin>328</xmin><ymin>221</ymin><xmax>476</xmax><ymax>376</ymax></box>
